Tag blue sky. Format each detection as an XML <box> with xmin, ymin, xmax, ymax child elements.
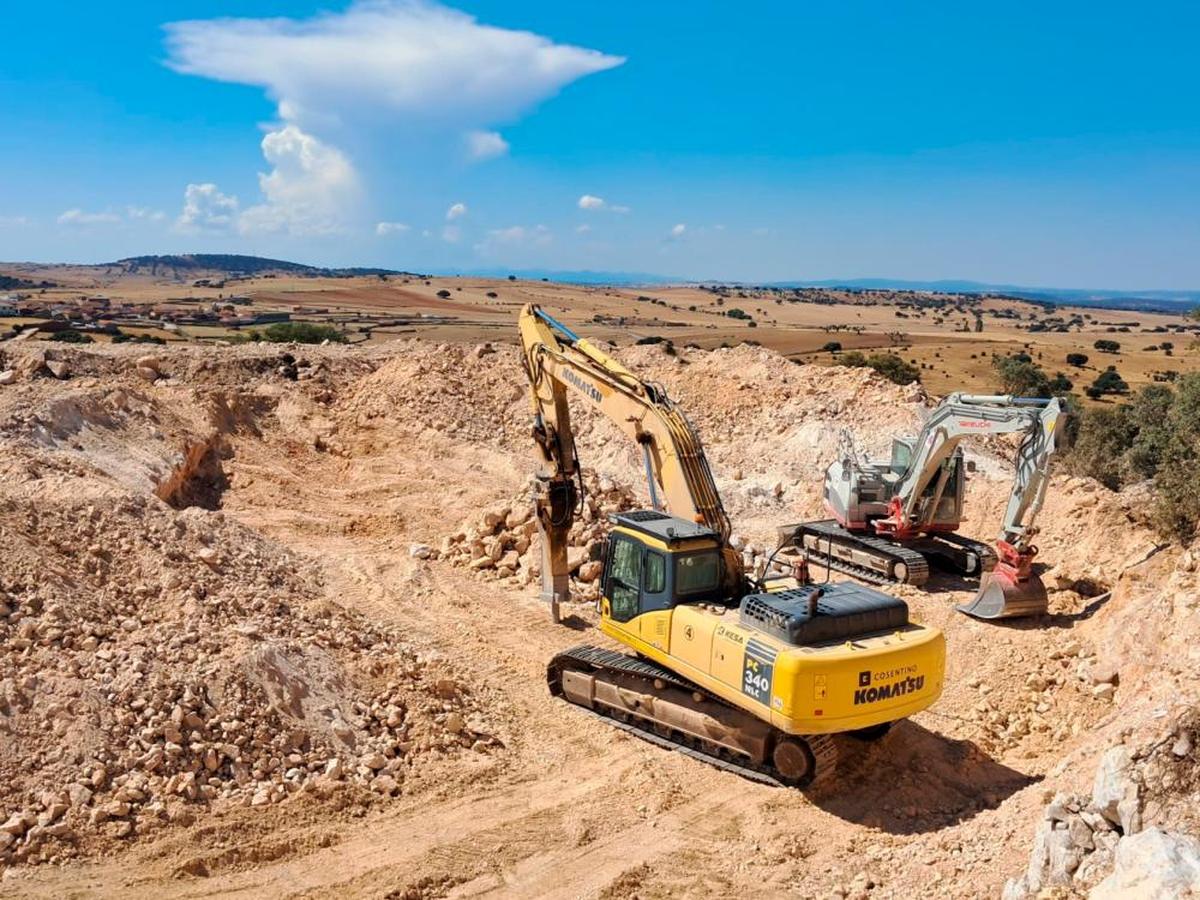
<box><xmin>1</xmin><ymin>1</ymin><xmax>1198</xmax><ymax>288</ymax></box>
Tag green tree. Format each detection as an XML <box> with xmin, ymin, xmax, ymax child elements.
<box><xmin>259</xmin><ymin>322</ymin><xmax>347</xmax><ymax>344</ymax></box>
<box><xmin>1091</xmin><ymin>368</ymin><xmax>1129</xmax><ymax>396</ymax></box>
<box><xmin>993</xmin><ymin>355</ymin><xmax>1051</xmax><ymax>396</ymax></box>
<box><xmin>1093</xmin><ymin>339</ymin><xmax>1121</xmax><ymax>353</ymax></box>
<box><xmin>1066</xmin><ymin>353</ymin><xmax>1088</xmax><ymax>367</ymax></box>
<box><xmin>864</xmin><ymin>353</ymin><xmax>919</xmax><ymax>385</ymax></box>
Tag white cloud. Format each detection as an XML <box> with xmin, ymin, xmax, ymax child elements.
<box><xmin>165</xmin><ymin>2</ymin><xmax>623</xmax><ymax>135</ymax></box>
<box><xmin>465</xmin><ymin>130</ymin><xmax>509</xmax><ymax>161</ymax></box>
<box><xmin>578</xmin><ymin>193</ymin><xmax>629</xmax><ymax>214</ymax></box>
<box><xmin>442</xmin><ymin>224</ymin><xmax>461</xmax><ymax>242</ymax></box>
<box><xmin>446</xmin><ymin>202</ymin><xmax>467</xmax><ymax>221</ymax></box>
<box><xmin>575</xmin><ymin>223</ymin><xmax>591</xmax><ymax>234</ymax></box>
<box><xmin>126</xmin><ymin>206</ymin><xmax>167</xmax><ymax>222</ymax></box>
<box><xmin>57</xmin><ymin>208</ymin><xmax>122</xmax><ymax>226</ymax></box>
<box><xmin>0</xmin><ymin>215</ymin><xmax>29</xmax><ymax>227</ymax></box>
<box><xmin>475</xmin><ymin>223</ymin><xmax>551</xmax><ymax>255</ymax></box>
<box><xmin>175</xmin><ymin>183</ymin><xmax>240</xmax><ymax>232</ymax></box>
<box><xmin>375</xmin><ymin>221</ymin><xmax>411</xmax><ymax>236</ymax></box>
<box><xmin>669</xmin><ymin>223</ymin><xmax>686</xmax><ymax>238</ymax></box>
<box><xmin>239</xmin><ymin>125</ymin><xmax>360</xmax><ymax>235</ymax></box>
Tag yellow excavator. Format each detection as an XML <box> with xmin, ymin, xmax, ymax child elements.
<box><xmin>519</xmin><ymin>305</ymin><xmax>945</xmax><ymax>787</ymax></box>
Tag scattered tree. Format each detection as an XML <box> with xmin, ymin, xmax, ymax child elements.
<box><xmin>1093</xmin><ymin>339</ymin><xmax>1121</xmax><ymax>353</ymax></box>
<box><xmin>1066</xmin><ymin>353</ymin><xmax>1089</xmax><ymax>367</ymax></box>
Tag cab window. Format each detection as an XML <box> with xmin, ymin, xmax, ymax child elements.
<box><xmin>675</xmin><ymin>551</ymin><xmax>720</xmax><ymax>596</ymax></box>
<box><xmin>608</xmin><ymin>537</ymin><xmax>641</xmax><ymax>622</ymax></box>
<box><xmin>643</xmin><ymin>551</ymin><xmax>666</xmax><ymax>594</ymax></box>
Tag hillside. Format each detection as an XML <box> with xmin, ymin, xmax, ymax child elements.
<box><xmin>0</xmin><ymin>335</ymin><xmax>1195</xmax><ymax>896</ymax></box>
<box><xmin>108</xmin><ymin>254</ymin><xmax>409</xmax><ymax>279</ymax></box>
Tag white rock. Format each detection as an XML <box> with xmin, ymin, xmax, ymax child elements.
<box><xmin>0</xmin><ymin>370</ymin><xmax>15</xmax><ymax>385</ymax></box>
<box><xmin>1089</xmin><ymin>828</ymin><xmax>1200</xmax><ymax>900</ymax></box>
<box><xmin>408</xmin><ymin>543</ymin><xmax>434</xmax><ymax>560</ymax></box>
<box><xmin>1091</xmin><ymin>745</ymin><xmax>1141</xmax><ymax>834</ymax></box>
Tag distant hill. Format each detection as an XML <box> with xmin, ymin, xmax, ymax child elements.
<box><xmin>110</xmin><ymin>254</ymin><xmax>410</xmax><ymax>279</ymax></box>
<box><xmin>760</xmin><ymin>279</ymin><xmax>1200</xmax><ymax>314</ymax></box>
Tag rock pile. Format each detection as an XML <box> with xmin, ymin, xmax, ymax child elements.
<box><xmin>439</xmin><ymin>470</ymin><xmax>639</xmax><ymax>601</ymax></box>
<box><xmin>1005</xmin><ymin>712</ymin><xmax>1200</xmax><ymax>898</ymax></box>
<box><xmin>0</xmin><ymin>482</ymin><xmax>498</xmax><ymax>867</ymax></box>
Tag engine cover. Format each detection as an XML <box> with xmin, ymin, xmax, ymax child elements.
<box><xmin>739</xmin><ymin>583</ymin><xmax>909</xmax><ymax>646</ymax></box>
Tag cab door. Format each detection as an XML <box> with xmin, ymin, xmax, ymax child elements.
<box><xmin>602</xmin><ymin>535</ymin><xmax>671</xmax><ymax>651</ymax></box>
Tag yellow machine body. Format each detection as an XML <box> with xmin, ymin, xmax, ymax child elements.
<box><xmin>598</xmin><ymin>525</ymin><xmax>945</xmax><ymax>735</ymax></box>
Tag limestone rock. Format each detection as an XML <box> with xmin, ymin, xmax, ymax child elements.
<box><xmin>1092</xmin><ymin>745</ymin><xmax>1141</xmax><ymax>835</ymax></box>
<box><xmin>1089</xmin><ymin>828</ymin><xmax>1200</xmax><ymax>900</ymax></box>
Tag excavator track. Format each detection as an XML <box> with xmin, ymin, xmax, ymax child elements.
<box><xmin>548</xmin><ymin>645</ymin><xmax>837</xmax><ymax>790</ymax></box>
<box><xmin>790</xmin><ymin>520</ymin><xmax>930</xmax><ymax>587</ymax></box>
<box><xmin>931</xmin><ymin>532</ymin><xmax>999</xmax><ymax>575</ymax></box>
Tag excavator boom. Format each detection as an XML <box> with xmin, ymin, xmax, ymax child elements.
<box><xmin>519</xmin><ymin>305</ymin><xmax>737</xmax><ymax>619</ymax></box>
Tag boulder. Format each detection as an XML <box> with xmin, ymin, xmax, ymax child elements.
<box><xmin>46</xmin><ymin>360</ymin><xmax>70</xmax><ymax>380</ymax></box>
<box><xmin>0</xmin><ymin>370</ymin><xmax>14</xmax><ymax>385</ymax></box>
<box><xmin>1090</xmin><ymin>828</ymin><xmax>1200</xmax><ymax>900</ymax></box>
<box><xmin>566</xmin><ymin>547</ymin><xmax>589</xmax><ymax>573</ymax></box>
<box><xmin>1091</xmin><ymin>745</ymin><xmax>1141</xmax><ymax>834</ymax></box>
<box><xmin>577</xmin><ymin>561</ymin><xmax>603</xmax><ymax>584</ymax></box>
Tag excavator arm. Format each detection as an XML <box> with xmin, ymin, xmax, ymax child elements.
<box><xmin>518</xmin><ymin>304</ymin><xmax>738</xmax><ymax>620</ymax></box>
<box><xmin>880</xmin><ymin>393</ymin><xmax>1066</xmax><ymax>547</ymax></box>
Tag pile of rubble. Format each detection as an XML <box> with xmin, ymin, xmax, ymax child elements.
<box><xmin>436</xmin><ymin>470</ymin><xmax>639</xmax><ymax>602</ymax></box>
<box><xmin>1005</xmin><ymin>711</ymin><xmax>1200</xmax><ymax>898</ymax></box>
<box><xmin>0</xmin><ymin>461</ymin><xmax>498</xmax><ymax>867</ymax></box>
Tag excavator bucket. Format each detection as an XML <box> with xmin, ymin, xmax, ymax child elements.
<box><xmin>957</xmin><ymin>567</ymin><xmax>1048</xmax><ymax>619</ymax></box>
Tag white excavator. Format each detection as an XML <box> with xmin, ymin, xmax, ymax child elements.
<box><xmin>781</xmin><ymin>393</ymin><xmax>1067</xmax><ymax>619</ymax></box>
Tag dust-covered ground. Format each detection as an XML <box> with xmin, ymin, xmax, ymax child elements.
<box><xmin>0</xmin><ymin>339</ymin><xmax>1197</xmax><ymax>898</ymax></box>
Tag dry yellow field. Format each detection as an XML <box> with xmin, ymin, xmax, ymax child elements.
<box><xmin>3</xmin><ymin>261</ymin><xmax>1197</xmax><ymax>399</ymax></box>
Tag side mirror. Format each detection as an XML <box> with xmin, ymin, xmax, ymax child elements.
<box><xmin>966</xmin><ymin>460</ymin><xmax>977</xmax><ymax>473</ymax></box>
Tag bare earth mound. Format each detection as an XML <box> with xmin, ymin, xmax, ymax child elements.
<box><xmin>0</xmin><ymin>339</ymin><xmax>1196</xmax><ymax>897</ymax></box>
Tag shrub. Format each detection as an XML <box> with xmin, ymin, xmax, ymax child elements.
<box><xmin>485</xmin><ymin>291</ymin><xmax>498</xmax><ymax>299</ymax></box>
<box><xmin>993</xmin><ymin>355</ymin><xmax>1051</xmax><ymax>397</ymax></box>
<box><xmin>837</xmin><ymin>351</ymin><xmax>867</xmax><ymax>368</ymax></box>
<box><xmin>436</xmin><ymin>289</ymin><xmax>451</xmax><ymax>299</ymax></box>
<box><xmin>47</xmin><ymin>329</ymin><xmax>93</xmax><ymax>343</ymax></box>
<box><xmin>258</xmin><ymin>322</ymin><xmax>347</xmax><ymax>344</ymax></box>
<box><xmin>1094</xmin><ymin>339</ymin><xmax>1121</xmax><ymax>353</ymax></box>
<box><xmin>1048</xmin><ymin>372</ymin><xmax>1074</xmax><ymax>393</ymax></box>
<box><xmin>1091</xmin><ymin>368</ymin><xmax>1129</xmax><ymax>396</ymax></box>
<box><xmin>635</xmin><ymin>335</ymin><xmax>666</xmax><ymax>345</ymax></box>
<box><xmin>865</xmin><ymin>353</ymin><xmax>919</xmax><ymax>385</ymax></box>
<box><xmin>112</xmin><ymin>332</ymin><xmax>167</xmax><ymax>345</ymax></box>
<box><xmin>822</xmin><ymin>341</ymin><xmax>842</xmax><ymax>352</ymax></box>
<box><xmin>1066</xmin><ymin>353</ymin><xmax>1088</xmax><ymax>367</ymax></box>
<box><xmin>1066</xmin><ymin>375</ymin><xmax>1200</xmax><ymax>541</ymax></box>
<box><xmin>726</xmin><ymin>308</ymin><xmax>751</xmax><ymax>320</ymax></box>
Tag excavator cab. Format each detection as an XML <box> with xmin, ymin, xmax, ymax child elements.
<box><xmin>600</xmin><ymin>512</ymin><xmax>726</xmax><ymax>625</ymax></box>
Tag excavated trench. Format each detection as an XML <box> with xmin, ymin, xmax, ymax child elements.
<box><xmin>154</xmin><ymin>434</ymin><xmax>230</xmax><ymax>510</ymax></box>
